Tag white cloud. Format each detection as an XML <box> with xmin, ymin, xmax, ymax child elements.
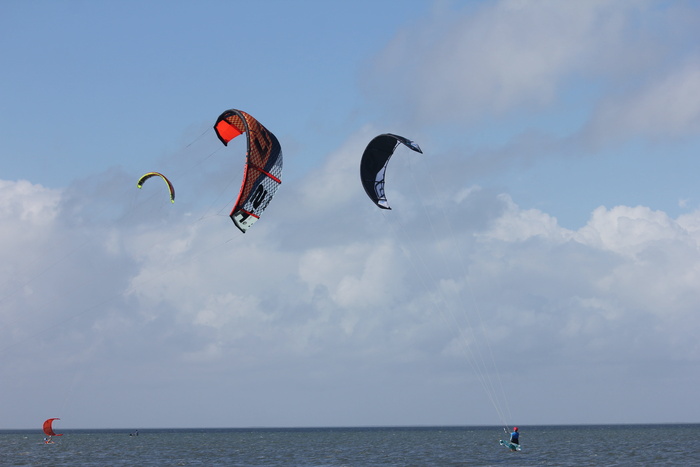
<box><xmin>364</xmin><ymin>0</ymin><xmax>666</xmax><ymax>123</ymax></box>
<box><xmin>584</xmin><ymin>60</ymin><xmax>700</xmax><ymax>145</ymax></box>
<box><xmin>575</xmin><ymin>205</ymin><xmax>690</xmax><ymax>257</ymax></box>
<box><xmin>0</xmin><ymin>179</ymin><xmax>59</xmax><ymax>223</ymax></box>
<box><xmin>478</xmin><ymin>193</ymin><xmax>573</xmax><ymax>243</ymax></box>
<box><xmin>2</xmin><ymin>153</ymin><xmax>700</xmax><ymax>427</ymax></box>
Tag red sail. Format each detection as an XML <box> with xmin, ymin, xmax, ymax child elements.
<box><xmin>43</xmin><ymin>418</ymin><xmax>63</xmax><ymax>436</ymax></box>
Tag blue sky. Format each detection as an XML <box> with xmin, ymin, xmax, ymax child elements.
<box><xmin>1</xmin><ymin>0</ymin><xmax>428</xmax><ymax>185</ymax></box>
<box><xmin>2</xmin><ymin>0</ymin><xmax>700</xmax><ymax>430</ymax></box>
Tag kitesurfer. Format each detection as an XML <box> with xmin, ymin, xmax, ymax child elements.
<box><xmin>510</xmin><ymin>427</ymin><xmax>520</xmax><ymax>445</ymax></box>
<box><xmin>44</xmin><ymin>436</ymin><xmax>53</xmax><ymax>444</ymax></box>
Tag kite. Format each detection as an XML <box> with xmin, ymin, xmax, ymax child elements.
<box><xmin>43</xmin><ymin>418</ymin><xmax>63</xmax><ymax>437</ymax></box>
<box><xmin>137</xmin><ymin>172</ymin><xmax>175</xmax><ymax>203</ymax></box>
<box><xmin>359</xmin><ymin>133</ymin><xmax>422</xmax><ymax>209</ymax></box>
<box><xmin>214</xmin><ymin>109</ymin><xmax>283</xmax><ymax>233</ymax></box>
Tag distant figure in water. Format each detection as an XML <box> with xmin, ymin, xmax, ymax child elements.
<box><xmin>130</xmin><ymin>430</ymin><xmax>139</xmax><ymax>436</ymax></box>
<box><xmin>510</xmin><ymin>427</ymin><xmax>519</xmax><ymax>445</ymax></box>
<box><xmin>44</xmin><ymin>436</ymin><xmax>54</xmax><ymax>444</ymax></box>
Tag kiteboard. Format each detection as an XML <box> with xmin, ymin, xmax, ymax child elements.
<box><xmin>500</xmin><ymin>440</ymin><xmax>521</xmax><ymax>451</ymax></box>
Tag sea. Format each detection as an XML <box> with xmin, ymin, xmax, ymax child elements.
<box><xmin>1</xmin><ymin>424</ymin><xmax>698</xmax><ymax>466</ymax></box>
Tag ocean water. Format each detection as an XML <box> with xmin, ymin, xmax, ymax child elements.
<box><xmin>1</xmin><ymin>424</ymin><xmax>698</xmax><ymax>466</ymax></box>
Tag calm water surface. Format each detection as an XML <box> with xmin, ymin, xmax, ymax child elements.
<box><xmin>1</xmin><ymin>424</ymin><xmax>698</xmax><ymax>466</ymax></box>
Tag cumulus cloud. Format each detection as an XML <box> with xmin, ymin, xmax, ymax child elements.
<box><xmin>3</xmin><ymin>151</ymin><xmax>700</xmax><ymax>426</ymax></box>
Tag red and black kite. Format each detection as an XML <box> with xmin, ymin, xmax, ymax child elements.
<box><xmin>214</xmin><ymin>109</ymin><xmax>283</xmax><ymax>233</ymax></box>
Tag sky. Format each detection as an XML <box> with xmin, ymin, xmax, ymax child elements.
<box><xmin>1</xmin><ymin>0</ymin><xmax>700</xmax><ymax>430</ymax></box>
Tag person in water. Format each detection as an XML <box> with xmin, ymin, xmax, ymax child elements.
<box><xmin>44</xmin><ymin>436</ymin><xmax>54</xmax><ymax>444</ymax></box>
<box><xmin>510</xmin><ymin>427</ymin><xmax>520</xmax><ymax>445</ymax></box>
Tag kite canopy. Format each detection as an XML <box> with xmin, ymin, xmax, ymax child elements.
<box><xmin>360</xmin><ymin>133</ymin><xmax>423</xmax><ymax>209</ymax></box>
<box><xmin>137</xmin><ymin>172</ymin><xmax>175</xmax><ymax>203</ymax></box>
<box><xmin>214</xmin><ymin>109</ymin><xmax>283</xmax><ymax>233</ymax></box>
<box><xmin>43</xmin><ymin>418</ymin><xmax>63</xmax><ymax>437</ymax></box>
